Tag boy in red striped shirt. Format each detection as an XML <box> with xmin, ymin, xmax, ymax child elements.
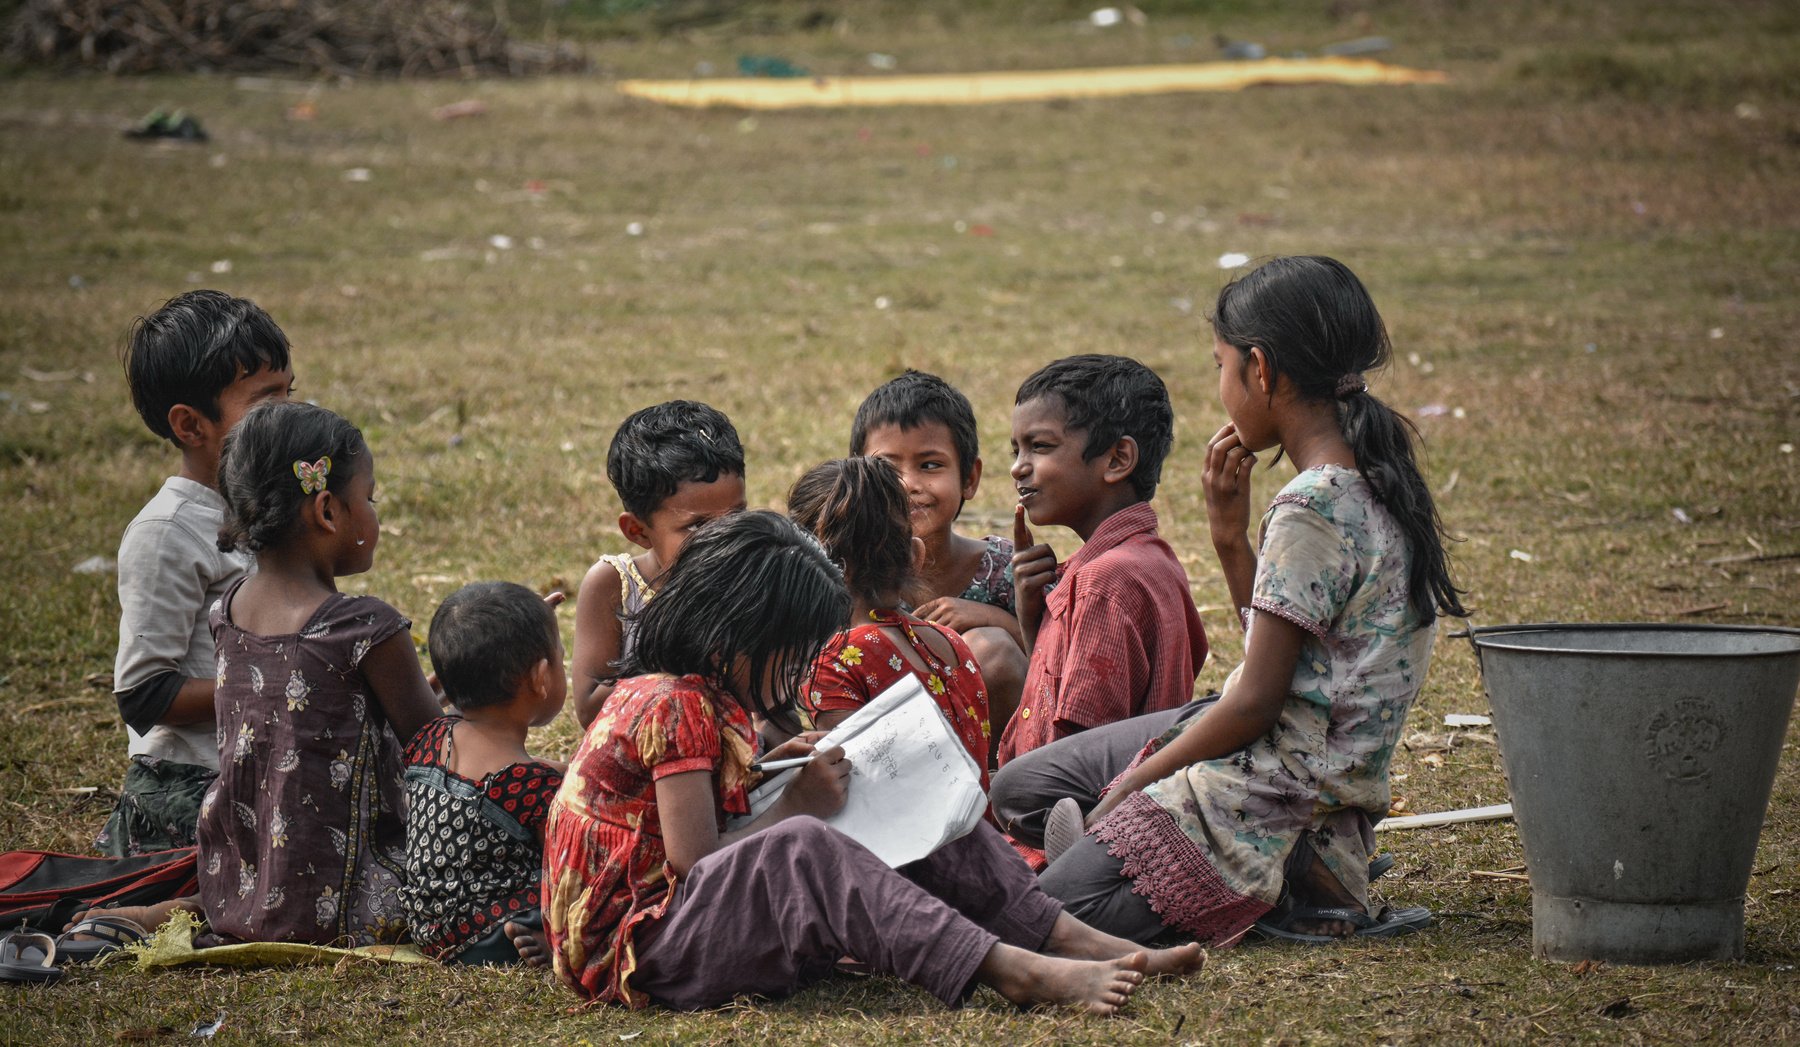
<box><xmin>999</xmin><ymin>355</ymin><xmax>1208</xmax><ymax>767</ymax></box>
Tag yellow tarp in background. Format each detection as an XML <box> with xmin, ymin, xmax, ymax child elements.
<box><xmin>617</xmin><ymin>57</ymin><xmax>1448</xmax><ymax>110</ymax></box>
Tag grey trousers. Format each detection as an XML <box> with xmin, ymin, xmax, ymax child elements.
<box><xmin>991</xmin><ymin>697</ymin><xmax>1218</xmax><ymax>944</ymax></box>
<box><xmin>989</xmin><ymin>696</ymin><xmax>1215</xmax><ymax>847</ymax></box>
<box><xmin>630</xmin><ymin>816</ymin><xmax>1062</xmax><ymax>1010</ymax></box>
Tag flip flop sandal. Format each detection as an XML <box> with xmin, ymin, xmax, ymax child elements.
<box><xmin>55</xmin><ymin>915</ymin><xmax>149</xmax><ymax>963</ymax></box>
<box><xmin>1251</xmin><ymin>901</ymin><xmax>1433</xmax><ymax>945</ymax></box>
<box><xmin>1369</xmin><ymin>853</ymin><xmax>1396</xmax><ymax>882</ymax></box>
<box><xmin>1043</xmin><ymin>797</ymin><xmax>1086</xmax><ymax>863</ymax></box>
<box><xmin>0</xmin><ymin>931</ymin><xmax>63</xmax><ymax>985</ymax></box>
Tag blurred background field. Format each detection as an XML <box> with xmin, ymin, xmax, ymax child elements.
<box><xmin>2</xmin><ymin>1</ymin><xmax>1797</xmax><ymax>1042</ymax></box>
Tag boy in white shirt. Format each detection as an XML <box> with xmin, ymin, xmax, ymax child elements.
<box><xmin>97</xmin><ymin>290</ymin><xmax>294</xmax><ymax>856</ymax></box>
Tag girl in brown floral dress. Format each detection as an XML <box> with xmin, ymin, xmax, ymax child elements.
<box><xmin>193</xmin><ymin>401</ymin><xmax>439</xmax><ymax>945</ymax></box>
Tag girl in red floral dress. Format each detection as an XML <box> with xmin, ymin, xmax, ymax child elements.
<box><xmin>788</xmin><ymin>456</ymin><xmax>992</xmax><ymax>786</ymax></box>
<box><xmin>541</xmin><ymin>511</ymin><xmax>1202</xmax><ymax>1013</ymax></box>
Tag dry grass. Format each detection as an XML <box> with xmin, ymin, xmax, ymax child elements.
<box><xmin>2</xmin><ymin>1</ymin><xmax>1798</xmax><ymax>1042</ymax></box>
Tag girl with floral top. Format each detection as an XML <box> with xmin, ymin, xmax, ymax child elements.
<box><xmin>1029</xmin><ymin>255</ymin><xmax>1469</xmax><ymax>946</ymax></box>
<box><xmin>788</xmin><ymin>456</ymin><xmax>992</xmax><ymax>786</ymax></box>
<box><xmin>541</xmin><ymin>511</ymin><xmax>1203</xmax><ymax>1014</ymax></box>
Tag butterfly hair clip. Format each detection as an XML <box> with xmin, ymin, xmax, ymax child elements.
<box><xmin>293</xmin><ymin>457</ymin><xmax>332</xmax><ymax>495</ymax></box>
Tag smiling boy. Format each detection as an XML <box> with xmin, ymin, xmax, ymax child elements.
<box><xmin>99</xmin><ymin>290</ymin><xmax>295</xmax><ymax>856</ymax></box>
<box><xmin>998</xmin><ymin>355</ymin><xmax>1207</xmax><ymax>767</ymax></box>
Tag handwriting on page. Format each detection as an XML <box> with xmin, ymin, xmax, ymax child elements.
<box><xmin>739</xmin><ymin>675</ymin><xmax>987</xmax><ymax>866</ymax></box>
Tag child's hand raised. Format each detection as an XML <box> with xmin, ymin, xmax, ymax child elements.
<box><xmin>1012</xmin><ymin>504</ymin><xmax>1057</xmax><ymax>652</ymax></box>
<box><xmin>1202</xmin><ymin>423</ymin><xmax>1257</xmax><ymax>549</ymax></box>
<box><xmin>779</xmin><ymin>745</ymin><xmax>851</xmax><ymax>820</ymax></box>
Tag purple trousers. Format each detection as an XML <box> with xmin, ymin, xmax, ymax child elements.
<box><xmin>630</xmin><ymin>816</ymin><xmax>1062</xmax><ymax>1009</ymax></box>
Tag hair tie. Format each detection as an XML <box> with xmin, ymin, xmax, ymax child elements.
<box><xmin>1334</xmin><ymin>373</ymin><xmax>1367</xmax><ymax>399</ymax></box>
<box><xmin>293</xmin><ymin>457</ymin><xmax>332</xmax><ymax>494</ymax></box>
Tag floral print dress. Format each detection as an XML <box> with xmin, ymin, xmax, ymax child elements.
<box><xmin>1091</xmin><ymin>466</ymin><xmax>1437</xmax><ymax>944</ymax></box>
<box><xmin>195</xmin><ymin>578</ymin><xmax>411</xmax><ymax>946</ymax></box>
<box><xmin>542</xmin><ymin>673</ymin><xmax>757</xmax><ymax>1006</ymax></box>
<box><xmin>802</xmin><ymin>609</ymin><xmax>991</xmax><ymax>789</ymax></box>
<box><xmin>958</xmin><ymin>535</ymin><xmax>1016</xmax><ymax>613</ymax></box>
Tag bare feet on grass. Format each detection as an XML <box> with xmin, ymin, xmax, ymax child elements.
<box><xmin>503</xmin><ymin>920</ymin><xmax>549</xmax><ymax>968</ymax></box>
<box><xmin>978</xmin><ymin>943</ymin><xmax>1147</xmax><ymax>1016</ymax></box>
<box><xmin>1043</xmin><ymin>912</ymin><xmax>1207</xmax><ymax>978</ymax></box>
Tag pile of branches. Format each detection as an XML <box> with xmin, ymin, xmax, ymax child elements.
<box><xmin>6</xmin><ymin>0</ymin><xmax>587</xmax><ymax>78</ymax></box>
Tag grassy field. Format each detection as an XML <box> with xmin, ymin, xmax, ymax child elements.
<box><xmin>3</xmin><ymin>1</ymin><xmax>1798</xmax><ymax>1042</ymax></box>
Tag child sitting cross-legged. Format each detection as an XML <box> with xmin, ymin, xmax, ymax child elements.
<box><xmin>569</xmin><ymin>401</ymin><xmax>746</xmax><ymax>730</ymax></box>
<box><xmin>542</xmin><ymin>511</ymin><xmax>1204</xmax><ymax>1013</ymax></box>
<box><xmin>990</xmin><ymin>355</ymin><xmax>1212</xmax><ymax>863</ymax></box>
<box><xmin>996</xmin><ymin>355</ymin><xmax>1209</xmax><ymax>767</ymax></box>
<box><xmin>849</xmin><ymin>371</ymin><xmax>1028</xmax><ymax>748</ymax></box>
<box><xmin>401</xmin><ymin>582</ymin><xmax>568</xmax><ymax>966</ymax></box>
<box><xmin>788</xmin><ymin>456</ymin><xmax>992</xmax><ymax>786</ymax></box>
<box><xmin>99</xmin><ymin>290</ymin><xmax>295</xmax><ymax>856</ymax></box>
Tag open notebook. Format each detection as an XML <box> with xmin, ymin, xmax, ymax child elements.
<box><xmin>734</xmin><ymin>675</ymin><xmax>988</xmax><ymax>867</ymax></box>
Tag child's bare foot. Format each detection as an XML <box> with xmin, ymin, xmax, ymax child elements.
<box><xmin>1043</xmin><ymin>913</ymin><xmax>1206</xmax><ymax>977</ymax></box>
<box><xmin>61</xmin><ymin>898</ymin><xmax>198</xmax><ymax>937</ymax></box>
<box><xmin>977</xmin><ymin>943</ymin><xmax>1147</xmax><ymax>1016</ymax></box>
<box><xmin>503</xmin><ymin>921</ymin><xmax>549</xmax><ymax>968</ymax></box>
<box><xmin>1136</xmin><ymin>941</ymin><xmax>1205</xmax><ymax>977</ymax></box>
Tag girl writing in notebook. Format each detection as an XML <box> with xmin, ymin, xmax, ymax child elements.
<box><xmin>541</xmin><ymin>511</ymin><xmax>1203</xmax><ymax>1013</ymax></box>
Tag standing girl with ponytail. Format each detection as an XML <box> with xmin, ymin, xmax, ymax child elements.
<box><xmin>1029</xmin><ymin>255</ymin><xmax>1467</xmax><ymax>947</ymax></box>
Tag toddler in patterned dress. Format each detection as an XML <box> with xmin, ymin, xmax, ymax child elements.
<box><xmin>402</xmin><ymin>582</ymin><xmax>568</xmax><ymax>965</ymax></box>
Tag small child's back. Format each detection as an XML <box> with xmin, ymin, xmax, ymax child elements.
<box><xmin>400</xmin><ymin>717</ymin><xmax>563</xmax><ymax>962</ymax></box>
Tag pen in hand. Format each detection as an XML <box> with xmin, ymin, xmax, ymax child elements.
<box><xmin>750</xmin><ymin>753</ymin><xmax>817</xmax><ymax>774</ymax></box>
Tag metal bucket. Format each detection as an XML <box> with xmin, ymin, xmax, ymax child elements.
<box><xmin>1470</xmin><ymin>623</ymin><xmax>1800</xmax><ymax>964</ymax></box>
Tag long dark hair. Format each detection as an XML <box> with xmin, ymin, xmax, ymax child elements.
<box><xmin>216</xmin><ymin>401</ymin><xmax>367</xmax><ymax>554</ymax></box>
<box><xmin>1212</xmin><ymin>255</ymin><xmax>1468</xmax><ymax>623</ymax></box>
<box><xmin>618</xmin><ymin>510</ymin><xmax>850</xmax><ymax>733</ymax></box>
<box><xmin>787</xmin><ymin>457</ymin><xmax>917</xmax><ymax>610</ymax></box>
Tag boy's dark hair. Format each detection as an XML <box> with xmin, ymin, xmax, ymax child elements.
<box><xmin>124</xmin><ymin>290</ymin><xmax>292</xmax><ymax>444</ymax></box>
<box><xmin>1015</xmin><ymin>354</ymin><xmax>1174</xmax><ymax>501</ymax></box>
<box><xmin>619</xmin><ymin>510</ymin><xmax>848</xmax><ymax>735</ymax></box>
<box><xmin>1212</xmin><ymin>254</ymin><xmax>1468</xmax><ymax>624</ymax></box>
<box><xmin>848</xmin><ymin>370</ymin><xmax>981</xmax><ymax>486</ymax></box>
<box><xmin>787</xmin><ymin>457</ymin><xmax>915</xmax><ymax>610</ymax></box>
<box><xmin>606</xmin><ymin>401</ymin><xmax>745</xmax><ymax>519</ymax></box>
<box><xmin>216</xmin><ymin>401</ymin><xmax>367</xmax><ymax>553</ymax></box>
<box><xmin>428</xmin><ymin>582</ymin><xmax>560</xmax><ymax>711</ymax></box>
